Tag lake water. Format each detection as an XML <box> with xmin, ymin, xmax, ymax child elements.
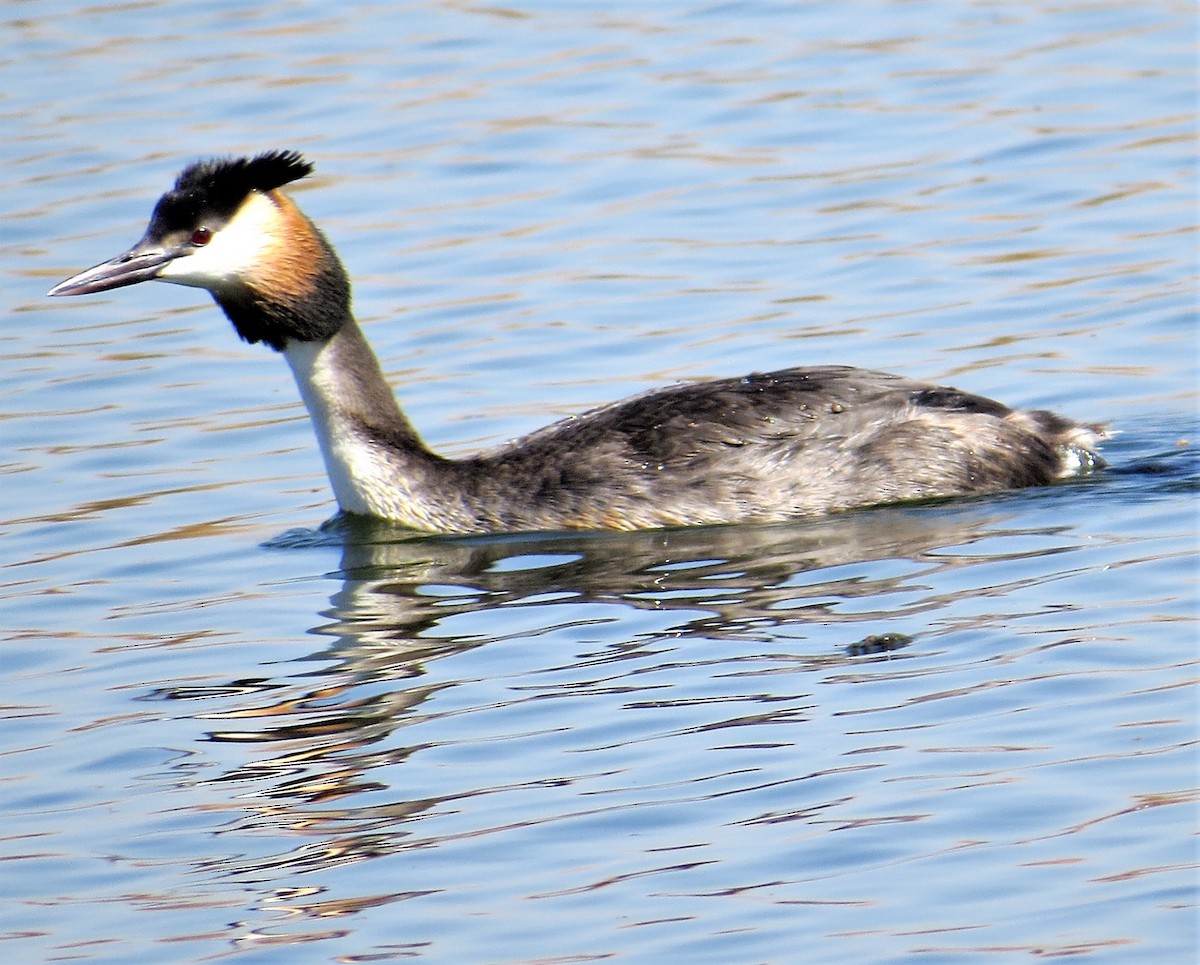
<box><xmin>3</xmin><ymin>1</ymin><xmax>1197</xmax><ymax>963</ymax></box>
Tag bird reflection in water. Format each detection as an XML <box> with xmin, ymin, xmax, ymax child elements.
<box><xmin>139</xmin><ymin>497</ymin><xmax>1097</xmax><ymax>893</ymax></box>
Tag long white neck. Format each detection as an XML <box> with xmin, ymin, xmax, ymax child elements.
<box><xmin>282</xmin><ymin>321</ymin><xmax>449</xmax><ymax>524</ymax></box>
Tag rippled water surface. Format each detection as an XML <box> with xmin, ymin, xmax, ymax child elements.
<box><xmin>4</xmin><ymin>2</ymin><xmax>1197</xmax><ymax>963</ymax></box>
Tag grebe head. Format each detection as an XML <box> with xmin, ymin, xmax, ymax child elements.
<box><xmin>49</xmin><ymin>150</ymin><xmax>349</xmax><ymax>350</ymax></box>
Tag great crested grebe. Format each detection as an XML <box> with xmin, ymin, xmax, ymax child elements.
<box><xmin>49</xmin><ymin>151</ymin><xmax>1105</xmax><ymax>533</ymax></box>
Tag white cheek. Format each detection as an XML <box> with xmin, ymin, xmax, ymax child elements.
<box><xmin>157</xmin><ymin>191</ymin><xmax>278</xmax><ymax>291</ymax></box>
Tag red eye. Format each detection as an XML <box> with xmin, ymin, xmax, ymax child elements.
<box><xmin>190</xmin><ymin>227</ymin><xmax>212</xmax><ymax>247</ymax></box>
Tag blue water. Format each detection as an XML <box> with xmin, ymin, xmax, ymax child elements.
<box><xmin>3</xmin><ymin>2</ymin><xmax>1197</xmax><ymax>963</ymax></box>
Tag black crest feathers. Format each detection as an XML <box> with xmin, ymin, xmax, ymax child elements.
<box><xmin>149</xmin><ymin>150</ymin><xmax>314</xmax><ymax>232</ymax></box>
